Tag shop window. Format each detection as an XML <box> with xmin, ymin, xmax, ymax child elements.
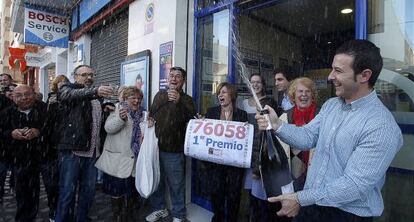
<box><xmin>368</xmin><ymin>1</ymin><xmax>414</xmax><ymax>221</ymax></box>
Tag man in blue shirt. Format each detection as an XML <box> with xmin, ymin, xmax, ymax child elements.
<box><xmin>256</xmin><ymin>39</ymin><xmax>403</xmax><ymax>222</ymax></box>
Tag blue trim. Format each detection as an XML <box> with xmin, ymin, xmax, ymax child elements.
<box><xmin>194</xmin><ymin>0</ymin><xmax>235</xmax><ymax>17</ymax></box>
<box><xmin>388</xmin><ymin>167</ymin><xmax>414</xmax><ymax>175</ymax></box>
<box><xmin>192</xmin><ymin>16</ymin><xmax>200</xmax><ymax>110</ymax></box>
<box><xmin>237</xmin><ymin>0</ymin><xmax>287</xmax><ymax>14</ymax></box>
<box><xmin>228</xmin><ymin>4</ymin><xmax>235</xmax><ymax>84</ymax></box>
<box><xmin>24</xmin><ymin>3</ymin><xmax>70</xmax><ymax>16</ymax></box>
<box><xmin>398</xmin><ymin>124</ymin><xmax>414</xmax><ymax>134</ymax></box>
<box><xmin>24</xmin><ymin>30</ymin><xmax>68</xmax><ymax>48</ymax></box>
<box><xmin>355</xmin><ymin>0</ymin><xmax>367</xmax><ymax>39</ymax></box>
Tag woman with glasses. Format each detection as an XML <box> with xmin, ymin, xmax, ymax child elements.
<box><xmin>95</xmin><ymin>86</ymin><xmax>144</xmax><ymax>221</ymax></box>
<box><xmin>238</xmin><ymin>73</ymin><xmax>288</xmax><ymax>222</ymax></box>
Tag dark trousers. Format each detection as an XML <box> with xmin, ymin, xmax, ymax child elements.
<box><xmin>0</xmin><ymin>161</ymin><xmax>7</xmax><ymax>200</ymax></box>
<box><xmin>210</xmin><ymin>165</ymin><xmax>243</xmax><ymax>222</ymax></box>
<box><xmin>14</xmin><ymin>164</ymin><xmax>40</xmax><ymax>222</ymax></box>
<box><xmin>250</xmin><ymin>194</ymin><xmax>291</xmax><ymax>222</ymax></box>
<box><xmin>40</xmin><ymin>159</ymin><xmax>59</xmax><ymax>219</ymax></box>
<box><xmin>293</xmin><ymin>205</ymin><xmax>373</xmax><ymax>222</ymax></box>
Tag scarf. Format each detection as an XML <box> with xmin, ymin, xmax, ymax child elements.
<box><xmin>292</xmin><ymin>102</ymin><xmax>317</xmax><ymax>167</ymax></box>
<box><xmin>130</xmin><ymin>107</ymin><xmax>143</xmax><ymax>156</ymax></box>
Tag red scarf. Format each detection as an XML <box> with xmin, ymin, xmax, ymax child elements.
<box><xmin>292</xmin><ymin>102</ymin><xmax>317</xmax><ymax>167</ymax></box>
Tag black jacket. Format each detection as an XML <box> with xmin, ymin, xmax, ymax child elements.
<box><xmin>0</xmin><ymin>102</ymin><xmax>47</xmax><ymax>167</ymax></box>
<box><xmin>55</xmin><ymin>83</ymin><xmax>101</xmax><ymax>151</ymax></box>
<box><xmin>0</xmin><ymin>94</ymin><xmax>13</xmax><ymax>162</ymax></box>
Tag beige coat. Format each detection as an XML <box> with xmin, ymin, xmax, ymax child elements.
<box><xmin>95</xmin><ymin>104</ymin><xmax>136</xmax><ymax>178</ymax></box>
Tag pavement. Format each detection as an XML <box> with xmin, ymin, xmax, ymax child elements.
<box><xmin>0</xmin><ymin>172</ymin><xmax>173</xmax><ymax>222</ymax></box>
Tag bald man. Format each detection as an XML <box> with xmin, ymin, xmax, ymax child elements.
<box><xmin>0</xmin><ymin>85</ymin><xmax>47</xmax><ymax>221</ymax></box>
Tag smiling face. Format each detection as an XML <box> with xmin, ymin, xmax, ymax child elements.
<box><xmin>218</xmin><ymin>85</ymin><xmax>232</xmax><ymax>108</ymax></box>
<box><xmin>13</xmin><ymin>85</ymin><xmax>35</xmax><ymax>111</ymax></box>
<box><xmin>74</xmin><ymin>66</ymin><xmax>94</xmax><ymax>87</ymax></box>
<box><xmin>328</xmin><ymin>54</ymin><xmax>363</xmax><ymax>103</ymax></box>
<box><xmin>126</xmin><ymin>93</ymin><xmax>142</xmax><ymax>111</ymax></box>
<box><xmin>168</xmin><ymin>70</ymin><xmax>184</xmax><ymax>90</ymax></box>
<box><xmin>250</xmin><ymin>75</ymin><xmax>264</xmax><ymax>96</ymax></box>
<box><xmin>294</xmin><ymin>83</ymin><xmax>313</xmax><ymax>110</ymax></box>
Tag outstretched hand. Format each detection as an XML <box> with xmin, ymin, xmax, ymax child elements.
<box><xmin>268</xmin><ymin>193</ymin><xmax>301</xmax><ymax>217</ymax></box>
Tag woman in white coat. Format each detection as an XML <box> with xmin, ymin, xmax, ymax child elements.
<box><xmin>95</xmin><ymin>86</ymin><xmax>144</xmax><ymax>221</ymax></box>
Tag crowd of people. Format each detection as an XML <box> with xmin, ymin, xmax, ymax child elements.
<box><xmin>0</xmin><ymin>39</ymin><xmax>402</xmax><ymax>222</ymax></box>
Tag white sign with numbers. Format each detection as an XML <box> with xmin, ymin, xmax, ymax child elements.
<box><xmin>184</xmin><ymin>119</ymin><xmax>254</xmax><ymax>168</ymax></box>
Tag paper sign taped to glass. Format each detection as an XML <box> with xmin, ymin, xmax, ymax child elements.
<box><xmin>184</xmin><ymin>119</ymin><xmax>254</xmax><ymax>168</ymax></box>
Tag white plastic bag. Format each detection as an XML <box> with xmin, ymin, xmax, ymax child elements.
<box><xmin>135</xmin><ymin>122</ymin><xmax>160</xmax><ymax>198</ymax></box>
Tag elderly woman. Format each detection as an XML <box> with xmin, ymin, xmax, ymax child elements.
<box><xmin>204</xmin><ymin>82</ymin><xmax>248</xmax><ymax>222</ymax></box>
<box><xmin>95</xmin><ymin>86</ymin><xmax>144</xmax><ymax>221</ymax></box>
<box><xmin>287</xmin><ymin>77</ymin><xmax>318</xmax><ymax>191</ymax></box>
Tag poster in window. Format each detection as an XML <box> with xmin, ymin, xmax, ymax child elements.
<box><xmin>121</xmin><ymin>55</ymin><xmax>150</xmax><ymax>110</ymax></box>
<box><xmin>159</xmin><ymin>41</ymin><xmax>173</xmax><ymax>90</ymax></box>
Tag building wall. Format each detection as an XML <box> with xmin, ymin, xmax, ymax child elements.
<box><xmin>0</xmin><ymin>0</ymin><xmax>12</xmax><ymax>75</ymax></box>
<box><xmin>128</xmin><ymin>0</ymin><xmax>192</xmax><ymax>102</ymax></box>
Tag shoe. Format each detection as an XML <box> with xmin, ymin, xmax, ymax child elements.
<box><xmin>173</xmin><ymin>217</ymin><xmax>184</xmax><ymax>222</ymax></box>
<box><xmin>145</xmin><ymin>209</ymin><xmax>169</xmax><ymax>222</ymax></box>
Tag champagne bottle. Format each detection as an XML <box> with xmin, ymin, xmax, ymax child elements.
<box><xmin>259</xmin><ymin>110</ymin><xmax>292</xmax><ymax>197</ymax></box>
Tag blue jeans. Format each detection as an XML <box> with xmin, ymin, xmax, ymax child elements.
<box><xmin>149</xmin><ymin>151</ymin><xmax>186</xmax><ymax>219</ymax></box>
<box><xmin>56</xmin><ymin>150</ymin><xmax>97</xmax><ymax>222</ymax></box>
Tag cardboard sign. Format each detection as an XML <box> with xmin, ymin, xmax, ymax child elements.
<box><xmin>184</xmin><ymin>118</ymin><xmax>253</xmax><ymax>168</ymax></box>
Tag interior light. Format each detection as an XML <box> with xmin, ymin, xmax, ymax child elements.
<box><xmin>341</xmin><ymin>8</ymin><xmax>353</xmax><ymax>14</ymax></box>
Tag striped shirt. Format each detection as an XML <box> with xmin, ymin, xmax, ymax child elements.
<box><xmin>73</xmin><ymin>99</ymin><xmax>102</xmax><ymax>158</ymax></box>
<box><xmin>276</xmin><ymin>90</ymin><xmax>403</xmax><ymax>217</ymax></box>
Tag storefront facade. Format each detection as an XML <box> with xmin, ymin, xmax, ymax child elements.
<box><xmin>191</xmin><ymin>0</ymin><xmax>413</xmax><ymax>221</ymax></box>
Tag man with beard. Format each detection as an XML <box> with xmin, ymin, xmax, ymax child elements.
<box><xmin>54</xmin><ymin>65</ymin><xmax>113</xmax><ymax>222</ymax></box>
<box><xmin>256</xmin><ymin>40</ymin><xmax>403</xmax><ymax>222</ymax></box>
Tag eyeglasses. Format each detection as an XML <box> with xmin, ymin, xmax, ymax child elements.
<box><xmin>250</xmin><ymin>81</ymin><xmax>263</xmax><ymax>85</ymax></box>
<box><xmin>127</xmin><ymin>96</ymin><xmax>143</xmax><ymax>101</ymax></box>
<box><xmin>14</xmin><ymin>93</ymin><xmax>34</xmax><ymax>99</ymax></box>
<box><xmin>77</xmin><ymin>72</ymin><xmax>94</xmax><ymax>77</ymax></box>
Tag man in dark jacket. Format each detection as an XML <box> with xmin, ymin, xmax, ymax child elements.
<box><xmin>54</xmin><ymin>65</ymin><xmax>112</xmax><ymax>222</ymax></box>
<box><xmin>0</xmin><ymin>85</ymin><xmax>46</xmax><ymax>221</ymax></box>
<box><xmin>0</xmin><ymin>93</ymin><xmax>13</xmax><ymax>203</ymax></box>
<box><xmin>146</xmin><ymin>67</ymin><xmax>196</xmax><ymax>222</ymax></box>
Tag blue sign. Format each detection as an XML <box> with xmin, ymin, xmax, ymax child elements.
<box><xmin>79</xmin><ymin>0</ymin><xmax>111</xmax><ymax>25</ymax></box>
<box><xmin>24</xmin><ymin>6</ymin><xmax>69</xmax><ymax>48</ymax></box>
<box><xmin>71</xmin><ymin>6</ymin><xmax>78</xmax><ymax>31</ymax></box>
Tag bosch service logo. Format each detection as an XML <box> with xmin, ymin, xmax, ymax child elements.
<box><xmin>43</xmin><ymin>32</ymin><xmax>54</xmax><ymax>41</ymax></box>
<box><xmin>145</xmin><ymin>3</ymin><xmax>154</xmax><ymax>22</ymax></box>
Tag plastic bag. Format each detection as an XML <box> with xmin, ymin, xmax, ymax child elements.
<box><xmin>135</xmin><ymin>121</ymin><xmax>160</xmax><ymax>198</ymax></box>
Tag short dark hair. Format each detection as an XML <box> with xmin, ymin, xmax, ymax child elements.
<box><xmin>136</xmin><ymin>74</ymin><xmax>142</xmax><ymax>81</ymax></box>
<box><xmin>0</xmin><ymin>73</ymin><xmax>13</xmax><ymax>80</ymax></box>
<box><xmin>170</xmin><ymin>66</ymin><xmax>187</xmax><ymax>79</ymax></box>
<box><xmin>335</xmin><ymin>39</ymin><xmax>383</xmax><ymax>87</ymax></box>
<box><xmin>273</xmin><ymin>67</ymin><xmax>293</xmax><ymax>81</ymax></box>
<box><xmin>73</xmin><ymin>64</ymin><xmax>93</xmax><ymax>76</ymax></box>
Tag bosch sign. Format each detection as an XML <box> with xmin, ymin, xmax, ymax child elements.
<box><xmin>24</xmin><ymin>7</ymin><xmax>69</xmax><ymax>48</ymax></box>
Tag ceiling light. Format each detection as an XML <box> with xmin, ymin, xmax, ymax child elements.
<box><xmin>341</xmin><ymin>8</ymin><xmax>353</xmax><ymax>14</ymax></box>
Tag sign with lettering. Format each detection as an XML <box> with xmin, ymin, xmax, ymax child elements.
<box><xmin>184</xmin><ymin>119</ymin><xmax>253</xmax><ymax>168</ymax></box>
<box><xmin>24</xmin><ymin>7</ymin><xmax>69</xmax><ymax>48</ymax></box>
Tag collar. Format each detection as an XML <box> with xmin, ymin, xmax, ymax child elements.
<box><xmin>341</xmin><ymin>90</ymin><xmax>377</xmax><ymax>111</ymax></box>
